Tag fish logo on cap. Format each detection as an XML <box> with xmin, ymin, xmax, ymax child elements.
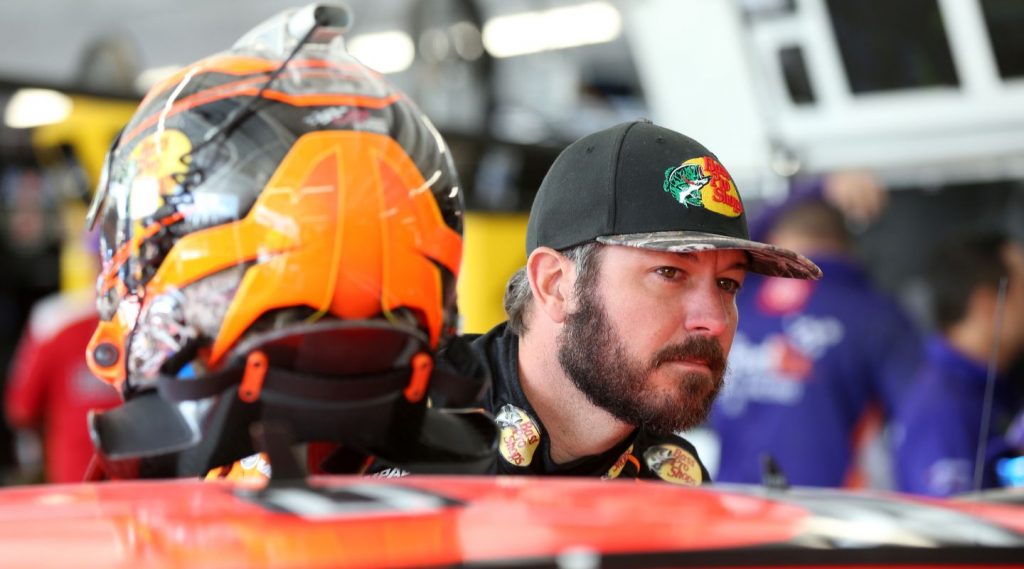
<box><xmin>663</xmin><ymin>157</ymin><xmax>743</xmax><ymax>218</ymax></box>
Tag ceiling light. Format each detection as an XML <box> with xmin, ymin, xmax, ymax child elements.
<box><xmin>482</xmin><ymin>2</ymin><xmax>622</xmax><ymax>58</ymax></box>
<box><xmin>348</xmin><ymin>31</ymin><xmax>415</xmax><ymax>74</ymax></box>
<box><xmin>4</xmin><ymin>88</ymin><xmax>73</xmax><ymax>129</ymax></box>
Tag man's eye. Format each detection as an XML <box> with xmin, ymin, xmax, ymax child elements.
<box><xmin>655</xmin><ymin>267</ymin><xmax>681</xmax><ymax>280</ymax></box>
<box><xmin>718</xmin><ymin>278</ymin><xmax>742</xmax><ymax>293</ymax></box>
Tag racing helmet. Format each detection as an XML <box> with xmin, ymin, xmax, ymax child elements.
<box><xmin>84</xmin><ymin>4</ymin><xmax>493</xmax><ymax>478</ymax></box>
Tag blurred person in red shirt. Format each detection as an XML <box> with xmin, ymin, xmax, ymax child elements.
<box><xmin>5</xmin><ymin>218</ymin><xmax>120</xmax><ymax>485</ymax></box>
<box><xmin>5</xmin><ymin>291</ymin><xmax>120</xmax><ymax>484</ymax></box>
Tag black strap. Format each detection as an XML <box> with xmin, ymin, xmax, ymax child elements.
<box><xmin>158</xmin><ymin>367</ymin><xmax>242</xmax><ymax>402</ymax></box>
<box><xmin>158</xmin><ymin>365</ymin><xmax>413</xmax><ymax>403</ymax></box>
<box><xmin>427</xmin><ymin>364</ymin><xmax>487</xmax><ymax>407</ymax></box>
<box><xmin>430</xmin><ymin>335</ymin><xmax>490</xmax><ymax>407</ymax></box>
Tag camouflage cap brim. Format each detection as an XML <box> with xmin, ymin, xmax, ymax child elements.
<box><xmin>596</xmin><ymin>231</ymin><xmax>823</xmax><ymax>280</ymax></box>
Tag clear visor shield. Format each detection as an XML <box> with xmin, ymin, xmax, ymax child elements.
<box><xmin>85</xmin><ymin>130</ymin><xmax>117</xmax><ymax>232</ymax></box>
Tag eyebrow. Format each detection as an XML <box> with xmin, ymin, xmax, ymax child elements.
<box><xmin>669</xmin><ymin>251</ymin><xmax>751</xmax><ymax>272</ymax></box>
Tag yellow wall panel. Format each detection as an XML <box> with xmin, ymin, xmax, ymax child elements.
<box><xmin>458</xmin><ymin>212</ymin><xmax>529</xmax><ymax>334</ymax></box>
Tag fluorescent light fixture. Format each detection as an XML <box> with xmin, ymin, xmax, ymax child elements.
<box><xmin>450</xmin><ymin>21</ymin><xmax>484</xmax><ymax>61</ymax></box>
<box><xmin>482</xmin><ymin>1</ymin><xmax>622</xmax><ymax>58</ymax></box>
<box><xmin>348</xmin><ymin>31</ymin><xmax>415</xmax><ymax>74</ymax></box>
<box><xmin>4</xmin><ymin>88</ymin><xmax>73</xmax><ymax>129</ymax></box>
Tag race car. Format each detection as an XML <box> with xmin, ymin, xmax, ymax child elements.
<box><xmin>0</xmin><ymin>474</ymin><xmax>1021</xmax><ymax>568</ymax></box>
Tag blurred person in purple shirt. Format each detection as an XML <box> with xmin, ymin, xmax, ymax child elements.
<box><xmin>711</xmin><ymin>173</ymin><xmax>923</xmax><ymax>487</ymax></box>
<box><xmin>894</xmin><ymin>233</ymin><xmax>1024</xmax><ymax>496</ymax></box>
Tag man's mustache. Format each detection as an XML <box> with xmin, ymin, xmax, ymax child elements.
<box><xmin>650</xmin><ymin>336</ymin><xmax>726</xmax><ymax>376</ymax></box>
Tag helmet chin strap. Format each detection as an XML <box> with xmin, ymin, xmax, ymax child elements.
<box><xmin>88</xmin><ymin>321</ymin><xmax>496</xmax><ymax>479</ymax></box>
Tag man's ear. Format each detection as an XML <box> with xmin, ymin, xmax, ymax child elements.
<box><xmin>526</xmin><ymin>247</ymin><xmax>573</xmax><ymax>324</ymax></box>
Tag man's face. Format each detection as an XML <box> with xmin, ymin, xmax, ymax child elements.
<box><xmin>557</xmin><ymin>245</ymin><xmax>748</xmax><ymax>435</ymax></box>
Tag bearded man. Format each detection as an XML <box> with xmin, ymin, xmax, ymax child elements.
<box><xmin>465</xmin><ymin>120</ymin><xmax>821</xmax><ymax>483</ymax></box>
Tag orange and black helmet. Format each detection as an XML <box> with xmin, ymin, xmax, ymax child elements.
<box><xmin>84</xmin><ymin>4</ymin><xmax>493</xmax><ymax>478</ymax></box>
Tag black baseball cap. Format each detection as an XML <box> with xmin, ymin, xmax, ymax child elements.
<box><xmin>526</xmin><ymin>120</ymin><xmax>822</xmax><ymax>280</ymax></box>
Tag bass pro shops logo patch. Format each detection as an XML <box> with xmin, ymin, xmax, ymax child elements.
<box><xmin>663</xmin><ymin>157</ymin><xmax>743</xmax><ymax>217</ymax></box>
<box><xmin>496</xmin><ymin>404</ymin><xmax>542</xmax><ymax>467</ymax></box>
<box><xmin>643</xmin><ymin>444</ymin><xmax>703</xmax><ymax>486</ymax></box>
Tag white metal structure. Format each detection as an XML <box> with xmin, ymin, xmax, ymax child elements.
<box><xmin>631</xmin><ymin>0</ymin><xmax>1024</xmax><ymax>190</ymax></box>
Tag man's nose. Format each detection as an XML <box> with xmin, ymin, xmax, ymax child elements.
<box><xmin>682</xmin><ymin>282</ymin><xmax>731</xmax><ymax>337</ymax></box>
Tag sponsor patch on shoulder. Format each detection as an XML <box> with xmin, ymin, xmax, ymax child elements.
<box><xmin>239</xmin><ymin>452</ymin><xmax>273</xmax><ymax>479</ymax></box>
<box><xmin>496</xmin><ymin>404</ymin><xmax>542</xmax><ymax>467</ymax></box>
<box><xmin>643</xmin><ymin>444</ymin><xmax>703</xmax><ymax>486</ymax></box>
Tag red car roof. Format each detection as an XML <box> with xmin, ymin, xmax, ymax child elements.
<box><xmin>0</xmin><ymin>476</ymin><xmax>1021</xmax><ymax>568</ymax></box>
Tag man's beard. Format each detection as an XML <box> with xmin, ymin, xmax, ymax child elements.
<box><xmin>557</xmin><ymin>286</ymin><xmax>726</xmax><ymax>435</ymax></box>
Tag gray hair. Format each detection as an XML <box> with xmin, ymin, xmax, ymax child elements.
<box><xmin>504</xmin><ymin>242</ymin><xmax>604</xmax><ymax>336</ymax></box>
